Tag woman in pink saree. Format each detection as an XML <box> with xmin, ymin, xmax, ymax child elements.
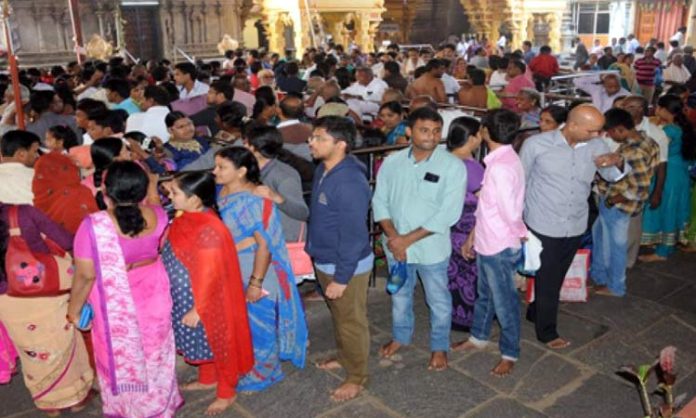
<box><xmin>67</xmin><ymin>161</ymin><xmax>183</xmax><ymax>418</ymax></box>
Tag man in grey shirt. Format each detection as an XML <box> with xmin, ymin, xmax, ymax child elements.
<box><xmin>520</xmin><ymin>105</ymin><xmax>627</xmax><ymax>349</ymax></box>
<box><xmin>245</xmin><ymin>125</ymin><xmax>309</xmax><ymax>243</ymax></box>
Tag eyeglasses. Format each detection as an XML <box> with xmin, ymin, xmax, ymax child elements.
<box><xmin>308</xmin><ymin>135</ymin><xmax>334</xmax><ymax>143</ymax></box>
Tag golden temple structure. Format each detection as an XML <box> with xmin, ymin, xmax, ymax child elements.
<box><xmin>245</xmin><ymin>0</ymin><xmax>569</xmax><ymax>54</ymax></box>
<box><xmin>243</xmin><ymin>0</ymin><xmax>386</xmax><ymax>54</ymax></box>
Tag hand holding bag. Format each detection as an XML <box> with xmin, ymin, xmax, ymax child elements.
<box><xmin>386</xmin><ymin>261</ymin><xmax>408</xmax><ymax>295</ymax></box>
<box><xmin>5</xmin><ymin>206</ymin><xmax>74</xmax><ymax>297</ymax></box>
<box><xmin>286</xmin><ymin>223</ymin><xmax>315</xmax><ymax>283</ymax></box>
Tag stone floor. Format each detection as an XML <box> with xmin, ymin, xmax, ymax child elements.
<box><xmin>2</xmin><ymin>251</ymin><xmax>696</xmax><ymax>418</ymax></box>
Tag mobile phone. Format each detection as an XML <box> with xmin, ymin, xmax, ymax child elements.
<box><xmin>142</xmin><ymin>136</ymin><xmax>153</xmax><ymax>151</ymax></box>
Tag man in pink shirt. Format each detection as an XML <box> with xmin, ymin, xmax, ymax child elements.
<box><xmin>501</xmin><ymin>60</ymin><xmax>536</xmax><ymax>112</ymax></box>
<box><xmin>452</xmin><ymin>109</ymin><xmax>526</xmax><ymax>377</ymax></box>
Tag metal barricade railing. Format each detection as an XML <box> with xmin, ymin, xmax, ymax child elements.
<box><xmin>350</xmin><ymin>125</ymin><xmax>539</xmax><ymax>286</ymax></box>
<box><xmin>172</xmin><ymin>46</ymin><xmax>196</xmax><ymax>65</ymax></box>
<box><xmin>543</xmin><ymin>70</ymin><xmax>621</xmax><ymax>107</ymax></box>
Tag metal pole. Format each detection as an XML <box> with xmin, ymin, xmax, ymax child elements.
<box><xmin>3</xmin><ymin>0</ymin><xmax>25</xmax><ymax>130</ymax></box>
<box><xmin>67</xmin><ymin>0</ymin><xmax>84</xmax><ymax>65</ymax></box>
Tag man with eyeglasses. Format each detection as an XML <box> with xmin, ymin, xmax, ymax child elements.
<box><xmin>519</xmin><ymin>105</ymin><xmax>629</xmax><ymax>350</ymax></box>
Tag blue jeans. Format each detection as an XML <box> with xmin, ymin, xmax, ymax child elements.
<box><xmin>469</xmin><ymin>248</ymin><xmax>521</xmax><ymax>361</ymax></box>
<box><xmin>591</xmin><ymin>197</ymin><xmax>630</xmax><ymax>296</ymax></box>
<box><xmin>387</xmin><ymin>255</ymin><xmax>452</xmax><ymax>352</ymax></box>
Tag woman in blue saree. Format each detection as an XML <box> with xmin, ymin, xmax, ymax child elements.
<box><xmin>213</xmin><ymin>146</ymin><xmax>307</xmax><ymax>392</ymax></box>
<box><xmin>640</xmin><ymin>94</ymin><xmax>696</xmax><ymax>261</ymax></box>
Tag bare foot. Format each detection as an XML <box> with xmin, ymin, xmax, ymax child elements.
<box><xmin>315</xmin><ymin>358</ymin><xmax>343</xmax><ymax>370</ymax></box>
<box><xmin>428</xmin><ymin>351</ymin><xmax>448</xmax><ymax>371</ymax></box>
<box><xmin>491</xmin><ymin>359</ymin><xmax>515</xmax><ymax>377</ymax></box>
<box><xmin>205</xmin><ymin>396</ymin><xmax>236</xmax><ymax>416</ymax></box>
<box><xmin>546</xmin><ymin>338</ymin><xmax>571</xmax><ymax>350</ymax></box>
<box><xmin>330</xmin><ymin>382</ymin><xmax>363</xmax><ymax>402</ymax></box>
<box><xmin>638</xmin><ymin>254</ymin><xmax>667</xmax><ymax>263</ymax></box>
<box><xmin>379</xmin><ymin>341</ymin><xmax>402</xmax><ymax>358</ymax></box>
<box><xmin>679</xmin><ymin>245</ymin><xmax>696</xmax><ymax>253</ymax></box>
<box><xmin>180</xmin><ymin>381</ymin><xmax>217</xmax><ymax>391</ymax></box>
<box><xmin>451</xmin><ymin>340</ymin><xmax>482</xmax><ymax>352</ymax></box>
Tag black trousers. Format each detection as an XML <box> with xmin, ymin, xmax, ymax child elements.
<box><xmin>526</xmin><ymin>229</ymin><xmax>583</xmax><ymax>343</ymax></box>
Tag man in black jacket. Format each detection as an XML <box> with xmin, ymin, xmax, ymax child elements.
<box><xmin>306</xmin><ymin>116</ymin><xmax>373</xmax><ymax>402</ymax></box>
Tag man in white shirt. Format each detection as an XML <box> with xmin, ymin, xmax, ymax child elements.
<box><xmin>670</xmin><ymin>26</ymin><xmax>687</xmax><ymax>47</ymax></box>
<box><xmin>402</xmin><ymin>48</ymin><xmax>425</xmax><ymax>77</ymax></box>
<box><xmin>573</xmin><ymin>73</ymin><xmax>629</xmax><ymax>113</ymax></box>
<box><xmin>0</xmin><ymin>130</ymin><xmax>40</xmax><ymax>204</ymax></box>
<box><xmin>654</xmin><ymin>42</ymin><xmax>668</xmax><ymax>63</ymax></box>
<box><xmin>663</xmin><ymin>54</ymin><xmax>692</xmax><ymax>86</ymax></box>
<box><xmin>456</xmin><ymin>38</ymin><xmax>468</xmax><ymax>57</ymax></box>
<box><xmin>497</xmin><ymin>35</ymin><xmax>507</xmax><ymax>53</ymax></box>
<box><xmin>174</xmin><ymin>62</ymin><xmax>209</xmax><ymax>99</ymax></box>
<box><xmin>626</xmin><ymin>34</ymin><xmax>641</xmax><ymax>54</ymax></box>
<box><xmin>126</xmin><ymin>85</ymin><xmax>171</xmax><ymax>143</ymax></box>
<box><xmin>441</xmin><ymin>62</ymin><xmax>462</xmax><ymax>103</ymax></box>
<box><xmin>342</xmin><ymin>67</ymin><xmax>388</xmax><ymax>119</ymax></box>
<box><xmin>591</xmin><ymin>39</ymin><xmax>605</xmax><ymax>57</ymax></box>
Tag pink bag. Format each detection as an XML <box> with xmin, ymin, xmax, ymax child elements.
<box><xmin>0</xmin><ymin>322</ymin><xmax>17</xmax><ymax>384</ymax></box>
<box><xmin>287</xmin><ymin>223</ymin><xmax>315</xmax><ymax>284</ymax></box>
<box><xmin>261</xmin><ymin>200</ymin><xmax>314</xmax><ymax>284</ymax></box>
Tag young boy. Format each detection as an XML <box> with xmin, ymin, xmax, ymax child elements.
<box><xmin>592</xmin><ymin>108</ymin><xmax>659</xmax><ymax>296</ymax></box>
<box><xmin>453</xmin><ymin>109</ymin><xmax>527</xmax><ymax>377</ymax></box>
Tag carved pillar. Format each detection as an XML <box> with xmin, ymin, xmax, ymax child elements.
<box><xmin>96</xmin><ymin>9</ymin><xmax>105</xmax><ymax>38</ymax></box>
<box><xmin>30</xmin><ymin>4</ymin><xmax>45</xmax><ymax>52</ymax></box>
<box><xmin>179</xmin><ymin>2</ymin><xmax>189</xmax><ymax>44</ymax></box>
<box><xmin>200</xmin><ymin>1</ymin><xmax>208</xmax><ymax>43</ymax></box>
<box><xmin>546</xmin><ymin>13</ymin><xmax>561</xmax><ymax>52</ymax></box>
<box><xmin>265</xmin><ymin>11</ymin><xmax>280</xmax><ymax>53</ymax></box>
<box><xmin>164</xmin><ymin>0</ymin><xmax>175</xmax><ymax>48</ymax></box>
<box><xmin>215</xmin><ymin>0</ymin><xmax>223</xmax><ymax>40</ymax></box>
<box><xmin>62</xmin><ymin>11</ymin><xmax>72</xmax><ymax>51</ymax></box>
<box><xmin>49</xmin><ymin>5</ymin><xmax>66</xmax><ymax>51</ymax></box>
<box><xmin>560</xmin><ymin>1</ymin><xmax>574</xmax><ymax>52</ymax></box>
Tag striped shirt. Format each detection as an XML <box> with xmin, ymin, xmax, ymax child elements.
<box><xmin>633</xmin><ymin>57</ymin><xmax>661</xmax><ymax>86</ymax></box>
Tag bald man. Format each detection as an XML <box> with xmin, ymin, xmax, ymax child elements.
<box><xmin>278</xmin><ymin>95</ymin><xmax>313</xmax><ymax>161</ymax></box>
<box><xmin>520</xmin><ymin>105</ymin><xmax>629</xmax><ymax>349</ymax></box>
<box><xmin>573</xmin><ymin>73</ymin><xmax>629</xmax><ymax>113</ymax></box>
<box><xmin>409</xmin><ymin>95</ymin><xmax>438</xmax><ymax>111</ymax></box>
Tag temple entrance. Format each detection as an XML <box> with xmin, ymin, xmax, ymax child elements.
<box><xmin>121</xmin><ymin>6</ymin><xmax>163</xmax><ymax>62</ymax></box>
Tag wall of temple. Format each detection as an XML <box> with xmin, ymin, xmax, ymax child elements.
<box><xmin>3</xmin><ymin>0</ymin><xmax>248</xmax><ymax>67</ymax></box>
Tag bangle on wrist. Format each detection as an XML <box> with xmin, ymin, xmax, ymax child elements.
<box><xmin>249</xmin><ymin>275</ymin><xmax>264</xmax><ymax>288</ymax></box>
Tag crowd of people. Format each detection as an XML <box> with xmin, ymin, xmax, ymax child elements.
<box><xmin>0</xmin><ymin>33</ymin><xmax>695</xmax><ymax>418</ymax></box>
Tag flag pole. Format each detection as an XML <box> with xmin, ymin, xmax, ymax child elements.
<box><xmin>3</xmin><ymin>0</ymin><xmax>25</xmax><ymax>130</ymax></box>
<box><xmin>67</xmin><ymin>0</ymin><xmax>84</xmax><ymax>64</ymax></box>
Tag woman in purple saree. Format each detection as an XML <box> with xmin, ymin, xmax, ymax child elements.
<box><xmin>68</xmin><ymin>161</ymin><xmax>182</xmax><ymax>418</ymax></box>
<box><xmin>445</xmin><ymin>117</ymin><xmax>485</xmax><ymax>332</ymax></box>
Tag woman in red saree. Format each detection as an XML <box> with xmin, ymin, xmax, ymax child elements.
<box><xmin>32</xmin><ymin>126</ymin><xmax>98</xmax><ymax>234</ymax></box>
<box><xmin>162</xmin><ymin>171</ymin><xmax>254</xmax><ymax>416</ymax></box>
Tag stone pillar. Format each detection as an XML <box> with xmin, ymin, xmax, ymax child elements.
<box><xmin>546</xmin><ymin>12</ymin><xmax>562</xmax><ymax>53</ymax></box>
<box><xmin>560</xmin><ymin>1</ymin><xmax>574</xmax><ymax>53</ymax></box>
